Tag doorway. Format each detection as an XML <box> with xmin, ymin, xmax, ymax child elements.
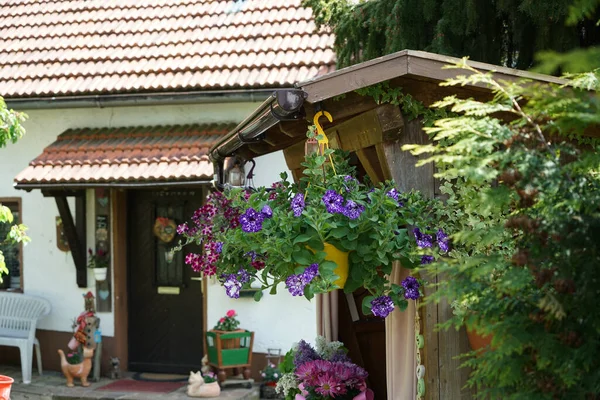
<box><xmin>127</xmin><ymin>188</ymin><xmax>205</xmax><ymax>373</ymax></box>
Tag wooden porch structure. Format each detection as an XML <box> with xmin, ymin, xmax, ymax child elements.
<box><xmin>210</xmin><ymin>50</ymin><xmax>562</xmax><ymax>399</ymax></box>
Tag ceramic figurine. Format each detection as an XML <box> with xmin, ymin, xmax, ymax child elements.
<box><xmin>57</xmin><ymin>347</ymin><xmax>94</xmax><ymax>387</ymax></box>
<box><xmin>187</xmin><ymin>371</ymin><xmax>221</xmax><ymax>398</ymax></box>
<box><xmin>110</xmin><ymin>357</ymin><xmax>121</xmax><ymax>379</ymax></box>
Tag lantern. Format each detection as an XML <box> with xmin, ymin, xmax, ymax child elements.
<box><xmin>227</xmin><ymin>159</ymin><xmax>246</xmax><ymax>187</ymax></box>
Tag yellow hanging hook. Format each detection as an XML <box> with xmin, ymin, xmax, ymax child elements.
<box><xmin>313</xmin><ymin>111</ymin><xmax>333</xmax><ymax>145</ymax></box>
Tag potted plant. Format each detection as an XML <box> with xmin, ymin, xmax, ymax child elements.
<box><xmin>0</xmin><ymin>375</ymin><xmax>14</xmax><ymax>399</ymax></box>
<box><xmin>87</xmin><ymin>248</ymin><xmax>109</xmax><ymax>281</ymax></box>
<box><xmin>276</xmin><ymin>336</ymin><xmax>373</xmax><ymax>400</ymax></box>
<box><xmin>205</xmin><ymin>310</ymin><xmax>254</xmax><ymax>382</ymax></box>
<box><xmin>260</xmin><ymin>363</ymin><xmax>282</xmax><ymax>398</ymax></box>
<box><xmin>451</xmin><ymin>296</ymin><xmax>494</xmax><ymax>352</ymax></box>
<box><xmin>177</xmin><ymin>128</ymin><xmax>444</xmax><ymax>318</ymax></box>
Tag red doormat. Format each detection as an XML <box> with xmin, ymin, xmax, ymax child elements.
<box><xmin>96</xmin><ymin>379</ymin><xmax>186</xmax><ymax>393</ymax></box>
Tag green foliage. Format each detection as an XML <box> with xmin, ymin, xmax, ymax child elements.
<box><xmin>405</xmin><ymin>60</ymin><xmax>600</xmax><ymax>398</ymax></box>
<box><xmin>355</xmin><ymin>81</ymin><xmax>456</xmax><ymax>126</ymax></box>
<box><xmin>302</xmin><ymin>0</ymin><xmax>600</xmax><ymax>72</ymax></box>
<box><xmin>0</xmin><ymin>97</ymin><xmax>27</xmax><ymax>148</ymax></box>
<box><xmin>0</xmin><ymin>97</ymin><xmax>29</xmax><ymax>280</ymax></box>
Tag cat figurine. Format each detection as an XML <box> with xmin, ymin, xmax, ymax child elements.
<box><xmin>187</xmin><ymin>371</ymin><xmax>221</xmax><ymax>398</ymax></box>
<box><xmin>57</xmin><ymin>347</ymin><xmax>94</xmax><ymax>387</ymax></box>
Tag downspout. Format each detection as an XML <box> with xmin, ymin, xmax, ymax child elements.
<box><xmin>209</xmin><ymin>89</ymin><xmax>307</xmax><ymax>185</ymax></box>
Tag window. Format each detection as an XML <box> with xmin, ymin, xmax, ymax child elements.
<box><xmin>0</xmin><ymin>198</ymin><xmax>22</xmax><ymax>291</ymax></box>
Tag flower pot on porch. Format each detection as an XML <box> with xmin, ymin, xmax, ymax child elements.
<box><xmin>466</xmin><ymin>327</ymin><xmax>493</xmax><ymax>352</ymax></box>
<box><xmin>260</xmin><ymin>382</ymin><xmax>281</xmax><ymax>399</ymax></box>
<box><xmin>0</xmin><ymin>375</ymin><xmax>14</xmax><ymax>400</ymax></box>
<box><xmin>93</xmin><ymin>267</ymin><xmax>108</xmax><ymax>281</ymax></box>
<box><xmin>205</xmin><ymin>330</ymin><xmax>254</xmax><ymax>382</ymax></box>
<box><xmin>322</xmin><ymin>243</ymin><xmax>349</xmax><ymax>289</ymax></box>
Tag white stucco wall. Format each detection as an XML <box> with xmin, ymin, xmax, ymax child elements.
<box><xmin>206</xmin><ymin>151</ymin><xmax>317</xmax><ymax>353</ymax></box>
<box><xmin>0</xmin><ymin>102</ymin><xmax>317</xmax><ymax>351</ymax></box>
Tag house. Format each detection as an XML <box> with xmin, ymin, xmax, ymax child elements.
<box><xmin>208</xmin><ymin>50</ymin><xmax>564</xmax><ymax>398</ymax></box>
<box><xmin>0</xmin><ymin>0</ymin><xmax>334</xmax><ymax>377</ymax></box>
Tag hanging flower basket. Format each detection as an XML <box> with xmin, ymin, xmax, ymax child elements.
<box><xmin>176</xmin><ymin>126</ymin><xmax>449</xmax><ymax>318</ymax></box>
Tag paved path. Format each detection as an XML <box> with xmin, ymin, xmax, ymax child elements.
<box><xmin>2</xmin><ymin>366</ymin><xmax>259</xmax><ymax>400</ymax></box>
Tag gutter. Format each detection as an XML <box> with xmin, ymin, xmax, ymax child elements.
<box><xmin>208</xmin><ymin>88</ymin><xmax>307</xmax><ymax>184</ymax></box>
<box><xmin>14</xmin><ymin>180</ymin><xmax>213</xmax><ymax>191</ymax></box>
<box><xmin>4</xmin><ymin>89</ymin><xmax>280</xmax><ymax>110</ymax></box>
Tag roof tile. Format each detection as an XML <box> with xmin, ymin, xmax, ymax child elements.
<box><xmin>0</xmin><ymin>0</ymin><xmax>335</xmax><ymax>98</ymax></box>
<box><xmin>14</xmin><ymin>123</ymin><xmax>234</xmax><ymax>185</ymax></box>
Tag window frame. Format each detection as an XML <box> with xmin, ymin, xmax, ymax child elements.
<box><xmin>0</xmin><ymin>197</ymin><xmax>23</xmax><ymax>292</ymax></box>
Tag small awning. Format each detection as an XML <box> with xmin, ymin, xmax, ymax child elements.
<box><xmin>14</xmin><ymin>123</ymin><xmax>235</xmax><ymax>189</ymax></box>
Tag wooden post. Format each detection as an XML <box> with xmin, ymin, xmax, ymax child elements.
<box><xmin>55</xmin><ymin>196</ymin><xmax>87</xmax><ymax>287</ymax></box>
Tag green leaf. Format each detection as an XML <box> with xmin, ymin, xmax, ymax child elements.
<box><xmin>343</xmin><ymin>276</ymin><xmax>363</xmax><ymax>293</ymax></box>
<box><xmin>253</xmin><ymin>290</ymin><xmax>264</xmax><ymax>302</ymax></box>
<box><xmin>330</xmin><ymin>227</ymin><xmax>349</xmax><ymax>239</ymax></box>
<box><xmin>293</xmin><ymin>234</ymin><xmax>313</xmax><ymax>244</ymax></box>
<box><xmin>292</xmin><ymin>248</ymin><xmax>313</xmax><ymax>265</ymax></box>
<box><xmin>319</xmin><ymin>260</ymin><xmax>337</xmax><ymax>272</ymax></box>
<box><xmin>269</xmin><ymin>285</ymin><xmax>278</xmax><ymax>295</ymax></box>
<box><xmin>362</xmin><ymin>295</ymin><xmax>375</xmax><ymax>315</ymax></box>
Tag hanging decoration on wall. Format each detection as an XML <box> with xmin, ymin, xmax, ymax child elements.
<box><xmin>56</xmin><ymin>216</ymin><xmax>70</xmax><ymax>252</ymax></box>
<box><xmin>153</xmin><ymin>217</ymin><xmax>177</xmax><ymax>243</ymax></box>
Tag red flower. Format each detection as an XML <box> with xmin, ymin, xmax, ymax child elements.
<box><xmin>226</xmin><ymin>309</ymin><xmax>236</xmax><ymax>318</ymax></box>
<box><xmin>219</xmin><ymin>317</ymin><xmax>225</xmax><ymax>323</ymax></box>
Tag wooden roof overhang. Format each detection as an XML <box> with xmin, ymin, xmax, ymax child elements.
<box><xmin>209</xmin><ymin>50</ymin><xmax>564</xmax><ymax>180</ymax></box>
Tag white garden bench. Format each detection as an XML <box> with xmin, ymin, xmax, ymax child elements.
<box><xmin>0</xmin><ymin>292</ymin><xmax>51</xmax><ymax>384</ymax></box>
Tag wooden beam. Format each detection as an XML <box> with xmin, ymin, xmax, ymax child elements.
<box><xmin>325</xmin><ymin>104</ymin><xmax>403</xmax><ymax>153</ymax></box>
<box><xmin>75</xmin><ymin>195</ymin><xmax>87</xmax><ymax>286</ymax></box>
<box><xmin>42</xmin><ymin>189</ymin><xmax>85</xmax><ymax>198</ymax></box>
<box><xmin>112</xmin><ymin>189</ymin><xmax>128</xmax><ymax>371</ymax></box>
<box><xmin>356</xmin><ymin>147</ymin><xmax>385</xmax><ymax>184</ymax></box>
<box><xmin>55</xmin><ymin>196</ymin><xmax>87</xmax><ymax>287</ymax></box>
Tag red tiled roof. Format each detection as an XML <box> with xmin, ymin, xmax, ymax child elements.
<box><xmin>0</xmin><ymin>0</ymin><xmax>336</xmax><ymax>98</ymax></box>
<box><xmin>14</xmin><ymin>124</ymin><xmax>233</xmax><ymax>186</ymax></box>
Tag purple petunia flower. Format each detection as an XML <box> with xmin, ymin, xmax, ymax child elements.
<box><xmin>402</xmin><ymin>276</ymin><xmax>421</xmax><ymax>300</ymax></box>
<box><xmin>261</xmin><ymin>204</ymin><xmax>273</xmax><ymax>219</ymax></box>
<box><xmin>215</xmin><ymin>242</ymin><xmax>223</xmax><ymax>254</ymax></box>
<box><xmin>322</xmin><ymin>190</ymin><xmax>344</xmax><ymax>214</ymax></box>
<box><xmin>224</xmin><ymin>275</ymin><xmax>242</xmax><ymax>299</ymax></box>
<box><xmin>387</xmin><ymin>188</ymin><xmax>399</xmax><ymax>202</ymax></box>
<box><xmin>177</xmin><ymin>223</ymin><xmax>189</xmax><ymax>235</ymax></box>
<box><xmin>291</xmin><ymin>193</ymin><xmax>305</xmax><ymax>217</ymax></box>
<box><xmin>342</xmin><ymin>199</ymin><xmax>365</xmax><ymax>220</ymax></box>
<box><xmin>413</xmin><ymin>227</ymin><xmax>433</xmax><ymax>248</ymax></box>
<box><xmin>239</xmin><ymin>208</ymin><xmax>264</xmax><ymax>233</ymax></box>
<box><xmin>237</xmin><ymin>268</ymin><xmax>251</xmax><ymax>284</ymax></box>
<box><xmin>437</xmin><ymin>229</ymin><xmax>450</xmax><ymax>253</ymax></box>
<box><xmin>302</xmin><ymin>263</ymin><xmax>319</xmax><ymax>283</ymax></box>
<box><xmin>286</xmin><ymin>274</ymin><xmax>306</xmax><ymax>296</ymax></box>
<box><xmin>421</xmin><ymin>255</ymin><xmax>434</xmax><ymax>265</ymax></box>
<box><xmin>370</xmin><ymin>295</ymin><xmax>395</xmax><ymax>318</ymax></box>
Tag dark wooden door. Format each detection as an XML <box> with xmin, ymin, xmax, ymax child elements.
<box><xmin>128</xmin><ymin>189</ymin><xmax>204</xmax><ymax>373</ymax></box>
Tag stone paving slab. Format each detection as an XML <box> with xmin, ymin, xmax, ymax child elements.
<box><xmin>1</xmin><ymin>366</ymin><xmax>259</xmax><ymax>400</ymax></box>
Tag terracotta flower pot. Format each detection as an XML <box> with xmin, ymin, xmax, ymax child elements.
<box><xmin>466</xmin><ymin>327</ymin><xmax>493</xmax><ymax>352</ymax></box>
<box><xmin>0</xmin><ymin>375</ymin><xmax>14</xmax><ymax>400</ymax></box>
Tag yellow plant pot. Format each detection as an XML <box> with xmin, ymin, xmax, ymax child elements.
<box><xmin>323</xmin><ymin>243</ymin><xmax>349</xmax><ymax>289</ymax></box>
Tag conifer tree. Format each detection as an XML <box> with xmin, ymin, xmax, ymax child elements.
<box><xmin>304</xmin><ymin>0</ymin><xmax>600</xmax><ymax>71</ymax></box>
